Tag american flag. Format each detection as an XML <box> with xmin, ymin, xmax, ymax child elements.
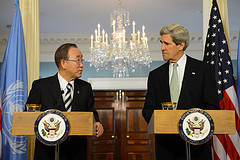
<box><xmin>203</xmin><ymin>0</ymin><xmax>240</xmax><ymax>159</ymax></box>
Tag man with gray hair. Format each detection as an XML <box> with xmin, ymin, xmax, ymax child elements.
<box><xmin>142</xmin><ymin>23</ymin><xmax>220</xmax><ymax>159</ymax></box>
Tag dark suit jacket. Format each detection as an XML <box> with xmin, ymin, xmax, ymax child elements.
<box><xmin>142</xmin><ymin>56</ymin><xmax>220</xmax><ymax>160</ymax></box>
<box><xmin>26</xmin><ymin>74</ymin><xmax>100</xmax><ymax>160</ymax></box>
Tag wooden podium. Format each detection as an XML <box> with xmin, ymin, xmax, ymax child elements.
<box><xmin>12</xmin><ymin>111</ymin><xmax>95</xmax><ymax>136</ymax></box>
<box><xmin>148</xmin><ymin>110</ymin><xmax>236</xmax><ymax>134</ymax></box>
<box><xmin>148</xmin><ymin>110</ymin><xmax>236</xmax><ymax>160</ymax></box>
<box><xmin>12</xmin><ymin>111</ymin><xmax>95</xmax><ymax>160</ymax></box>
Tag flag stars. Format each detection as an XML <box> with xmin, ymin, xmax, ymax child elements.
<box><xmin>223</xmin><ymin>79</ymin><xmax>228</xmax><ymax>83</ymax></box>
<box><xmin>225</xmin><ymin>70</ymin><xmax>229</xmax><ymax>74</ymax></box>
<box><xmin>203</xmin><ymin>2</ymin><xmax>234</xmax><ymax>98</ymax></box>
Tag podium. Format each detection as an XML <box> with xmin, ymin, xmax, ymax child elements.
<box><xmin>12</xmin><ymin>112</ymin><xmax>95</xmax><ymax>160</ymax></box>
<box><xmin>12</xmin><ymin>112</ymin><xmax>95</xmax><ymax>136</ymax></box>
<box><xmin>148</xmin><ymin>110</ymin><xmax>236</xmax><ymax>134</ymax></box>
<box><xmin>148</xmin><ymin>110</ymin><xmax>236</xmax><ymax>159</ymax></box>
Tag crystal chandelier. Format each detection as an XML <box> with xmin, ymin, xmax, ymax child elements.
<box><xmin>89</xmin><ymin>0</ymin><xmax>151</xmax><ymax>78</ymax></box>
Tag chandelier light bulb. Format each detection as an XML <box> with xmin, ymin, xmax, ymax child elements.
<box><xmin>132</xmin><ymin>21</ymin><xmax>135</xmax><ymax>34</ymax></box>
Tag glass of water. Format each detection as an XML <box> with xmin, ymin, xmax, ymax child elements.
<box><xmin>161</xmin><ymin>102</ymin><xmax>177</xmax><ymax>110</ymax></box>
<box><xmin>26</xmin><ymin>104</ymin><xmax>42</xmax><ymax>112</ymax></box>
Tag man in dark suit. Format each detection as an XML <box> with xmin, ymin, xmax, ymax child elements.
<box><xmin>142</xmin><ymin>24</ymin><xmax>220</xmax><ymax>160</ymax></box>
<box><xmin>26</xmin><ymin>43</ymin><xmax>104</xmax><ymax>160</ymax></box>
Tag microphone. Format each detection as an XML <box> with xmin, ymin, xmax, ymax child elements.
<box><xmin>56</xmin><ymin>90</ymin><xmax>64</xmax><ymax>108</ymax></box>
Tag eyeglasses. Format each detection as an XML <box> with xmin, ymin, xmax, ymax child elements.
<box><xmin>65</xmin><ymin>58</ymin><xmax>84</xmax><ymax>64</ymax></box>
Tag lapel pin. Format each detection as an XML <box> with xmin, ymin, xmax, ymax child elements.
<box><xmin>77</xmin><ymin>90</ymin><xmax>80</xmax><ymax>94</ymax></box>
<box><xmin>192</xmin><ymin>72</ymin><xmax>196</xmax><ymax>75</ymax></box>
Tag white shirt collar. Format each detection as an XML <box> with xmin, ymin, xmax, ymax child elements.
<box><xmin>169</xmin><ymin>53</ymin><xmax>186</xmax><ymax>67</ymax></box>
<box><xmin>176</xmin><ymin>53</ymin><xmax>187</xmax><ymax>69</ymax></box>
<box><xmin>57</xmin><ymin>73</ymin><xmax>74</xmax><ymax>91</ymax></box>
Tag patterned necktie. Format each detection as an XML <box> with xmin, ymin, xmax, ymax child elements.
<box><xmin>170</xmin><ymin>63</ymin><xmax>179</xmax><ymax>103</ymax></box>
<box><xmin>64</xmin><ymin>83</ymin><xmax>72</xmax><ymax>112</ymax></box>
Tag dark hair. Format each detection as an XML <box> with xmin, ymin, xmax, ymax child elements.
<box><xmin>54</xmin><ymin>43</ymin><xmax>78</xmax><ymax>68</ymax></box>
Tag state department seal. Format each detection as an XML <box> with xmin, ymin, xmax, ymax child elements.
<box><xmin>179</xmin><ymin>108</ymin><xmax>214</xmax><ymax>145</ymax></box>
<box><xmin>34</xmin><ymin>109</ymin><xmax>69</xmax><ymax>146</ymax></box>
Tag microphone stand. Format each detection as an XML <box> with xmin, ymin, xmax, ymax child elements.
<box><xmin>54</xmin><ymin>90</ymin><xmax>64</xmax><ymax>160</ymax></box>
<box><xmin>55</xmin><ymin>144</ymin><xmax>60</xmax><ymax>160</ymax></box>
<box><xmin>186</xmin><ymin>142</ymin><xmax>191</xmax><ymax>160</ymax></box>
<box><xmin>56</xmin><ymin>90</ymin><xmax>64</xmax><ymax>107</ymax></box>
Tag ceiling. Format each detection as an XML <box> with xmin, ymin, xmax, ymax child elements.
<box><xmin>0</xmin><ymin>0</ymin><xmax>239</xmax><ymax>35</ymax></box>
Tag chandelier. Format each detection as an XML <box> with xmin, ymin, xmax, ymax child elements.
<box><xmin>89</xmin><ymin>0</ymin><xmax>151</xmax><ymax>78</ymax></box>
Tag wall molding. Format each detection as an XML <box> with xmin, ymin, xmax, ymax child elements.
<box><xmin>88</xmin><ymin>77</ymin><xmax>148</xmax><ymax>90</ymax></box>
<box><xmin>1</xmin><ymin>32</ymin><xmax>238</xmax><ymax>45</ymax></box>
<box><xmin>0</xmin><ymin>31</ymin><xmax>239</xmax><ymax>62</ymax></box>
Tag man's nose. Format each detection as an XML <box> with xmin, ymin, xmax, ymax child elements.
<box><xmin>161</xmin><ymin>44</ymin><xmax>165</xmax><ymax>51</ymax></box>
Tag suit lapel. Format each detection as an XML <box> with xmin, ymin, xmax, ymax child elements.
<box><xmin>72</xmin><ymin>79</ymin><xmax>82</xmax><ymax>110</ymax></box>
<box><xmin>49</xmin><ymin>75</ymin><xmax>66</xmax><ymax>111</ymax></box>
<box><xmin>160</xmin><ymin>62</ymin><xmax>171</xmax><ymax>101</ymax></box>
<box><xmin>178</xmin><ymin>56</ymin><xmax>196</xmax><ymax>108</ymax></box>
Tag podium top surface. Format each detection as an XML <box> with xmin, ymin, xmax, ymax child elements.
<box><xmin>148</xmin><ymin>110</ymin><xmax>236</xmax><ymax>134</ymax></box>
<box><xmin>12</xmin><ymin>112</ymin><xmax>94</xmax><ymax>136</ymax></box>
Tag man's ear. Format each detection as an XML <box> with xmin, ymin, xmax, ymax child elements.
<box><xmin>178</xmin><ymin>42</ymin><xmax>185</xmax><ymax>51</ymax></box>
<box><xmin>60</xmin><ymin>59</ymin><xmax>67</xmax><ymax>70</ymax></box>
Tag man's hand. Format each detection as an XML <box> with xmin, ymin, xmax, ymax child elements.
<box><xmin>95</xmin><ymin>122</ymin><xmax>104</xmax><ymax>137</ymax></box>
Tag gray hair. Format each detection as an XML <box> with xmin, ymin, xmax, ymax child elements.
<box><xmin>160</xmin><ymin>23</ymin><xmax>189</xmax><ymax>51</ymax></box>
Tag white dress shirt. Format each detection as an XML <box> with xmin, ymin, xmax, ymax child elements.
<box><xmin>169</xmin><ymin>54</ymin><xmax>187</xmax><ymax>94</ymax></box>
